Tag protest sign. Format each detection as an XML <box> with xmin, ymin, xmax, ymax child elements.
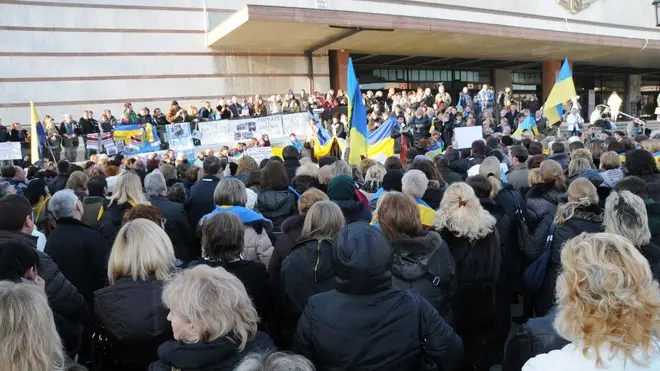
<box><xmin>454</xmin><ymin>126</ymin><xmax>484</xmax><ymax>149</ymax></box>
<box><xmin>166</xmin><ymin>123</ymin><xmax>196</xmax><ymax>160</ymax></box>
<box><xmin>246</xmin><ymin>147</ymin><xmax>273</xmax><ymax>164</ymax></box>
<box><xmin>0</xmin><ymin>142</ymin><xmax>22</xmax><ymax>160</ymax></box>
<box><xmin>282</xmin><ymin>112</ymin><xmax>309</xmax><ymax>137</ymax></box>
<box><xmin>198</xmin><ymin>115</ymin><xmax>287</xmax><ymax>146</ymax></box>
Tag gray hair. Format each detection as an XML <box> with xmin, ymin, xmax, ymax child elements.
<box><xmin>48</xmin><ymin>189</ymin><xmax>79</xmax><ymax>219</ymax></box>
<box><xmin>235</xmin><ymin>352</ymin><xmax>315</xmax><ymax>371</ymax></box>
<box><xmin>604</xmin><ymin>190</ymin><xmax>651</xmax><ymax>248</ymax></box>
<box><xmin>201</xmin><ymin>212</ymin><xmax>244</xmax><ymax>262</ymax></box>
<box><xmin>213</xmin><ymin>177</ymin><xmax>247</xmax><ymax>206</ymax></box>
<box><xmin>301</xmin><ymin>201</ymin><xmax>345</xmax><ymax>240</ymax></box>
<box><xmin>0</xmin><ymin>181</ymin><xmax>14</xmax><ymax>199</ymax></box>
<box><xmin>402</xmin><ymin>169</ymin><xmax>428</xmax><ymax>199</ymax></box>
<box><xmin>330</xmin><ymin>160</ymin><xmax>352</xmax><ymax>178</ymax></box>
<box><xmin>144</xmin><ymin>171</ymin><xmax>167</xmax><ymax>198</ymax></box>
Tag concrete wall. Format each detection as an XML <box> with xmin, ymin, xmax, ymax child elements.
<box><xmin>0</xmin><ymin>0</ymin><xmax>329</xmax><ymax>124</ymax></box>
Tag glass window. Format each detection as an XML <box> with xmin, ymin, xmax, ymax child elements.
<box><xmin>388</xmin><ymin>69</ymin><xmax>397</xmax><ymax>81</ymax></box>
<box><xmin>473</xmin><ymin>72</ymin><xmax>480</xmax><ymax>82</ymax></box>
<box><xmin>411</xmin><ymin>70</ymin><xmax>419</xmax><ymax>81</ymax></box>
<box><xmin>461</xmin><ymin>71</ymin><xmax>467</xmax><ymax>81</ymax></box>
<box><xmin>397</xmin><ymin>69</ymin><xmax>404</xmax><ymax>80</ymax></box>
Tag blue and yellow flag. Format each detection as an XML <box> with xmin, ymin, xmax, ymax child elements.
<box><xmin>653</xmin><ymin>151</ymin><xmax>660</xmax><ymax>169</ymax></box>
<box><xmin>543</xmin><ymin>59</ymin><xmax>576</xmax><ymax>125</ymax></box>
<box><xmin>347</xmin><ymin>57</ymin><xmax>368</xmax><ymax>165</ymax></box>
<box><xmin>367</xmin><ymin>117</ymin><xmax>396</xmax><ymax>159</ymax></box>
<box><xmin>513</xmin><ymin>115</ymin><xmax>539</xmax><ymax>136</ymax></box>
<box><xmin>29</xmin><ymin>102</ymin><xmax>48</xmax><ymax>163</ymax></box>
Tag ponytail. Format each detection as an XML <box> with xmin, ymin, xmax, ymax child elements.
<box><xmin>486</xmin><ymin>173</ymin><xmax>502</xmax><ymax>199</ymax></box>
<box><xmin>554</xmin><ymin>196</ymin><xmax>592</xmax><ymax>225</ymax></box>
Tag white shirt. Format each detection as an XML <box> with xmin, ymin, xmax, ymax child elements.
<box><xmin>566</xmin><ymin>113</ymin><xmax>584</xmax><ymax>131</ymax></box>
<box><xmin>524</xmin><ymin>343</ymin><xmax>660</xmax><ymax>371</ymax></box>
<box><xmin>31</xmin><ymin>229</ymin><xmax>46</xmax><ymax>251</ymax></box>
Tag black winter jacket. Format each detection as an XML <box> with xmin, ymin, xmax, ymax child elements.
<box><xmin>150</xmin><ymin>195</ymin><xmax>196</xmax><ymax>261</ymax></box>
<box><xmin>409</xmin><ymin>116</ymin><xmax>432</xmax><ymax>147</ymax></box>
<box><xmin>94</xmin><ymin>277</ymin><xmax>172</xmax><ymax>371</ymax></box>
<box><xmin>268</xmin><ymin>214</ymin><xmax>305</xmax><ymax>291</ymax></box>
<box><xmin>502</xmin><ymin>312</ymin><xmax>569</xmax><ymax>371</ymax></box>
<box><xmin>44</xmin><ymin>218</ymin><xmax>109</xmax><ymax>309</ymax></box>
<box><xmin>438</xmin><ymin>165</ymin><xmax>463</xmax><ymax>185</ymax></box>
<box><xmin>640</xmin><ymin>242</ymin><xmax>660</xmax><ymax>282</ymax></box>
<box><xmin>255</xmin><ymin>190</ymin><xmax>296</xmax><ymax>233</ymax></box>
<box><xmin>187</xmin><ymin>175</ymin><xmax>220</xmax><ymax>229</ymax></box>
<box><xmin>449</xmin><ymin>156</ymin><xmax>485</xmax><ymax>178</ymax></box>
<box><xmin>333</xmin><ymin>200</ymin><xmax>372</xmax><ymax>224</ymax></box>
<box><xmin>283</xmin><ymin>158</ymin><xmax>300</xmax><ymax>182</ymax></box>
<box><xmin>641</xmin><ymin>173</ymin><xmax>660</xmax><ymax>202</ymax></box>
<box><xmin>422</xmin><ymin>182</ymin><xmax>446</xmax><ymax>210</ymax></box>
<box><xmin>525</xmin><ymin>185</ymin><xmax>567</xmax><ymax>234</ymax></box>
<box><xmin>295</xmin><ymin>223</ymin><xmax>463</xmax><ymax>371</ymax></box>
<box><xmin>149</xmin><ymin>332</ymin><xmax>275</xmax><ymax>371</ymax></box>
<box><xmin>98</xmin><ymin>202</ymin><xmax>133</xmax><ymax>244</ymax></box>
<box><xmin>525</xmin><ymin>206</ymin><xmax>603</xmax><ymax>316</ymax></box>
<box><xmin>390</xmin><ymin>231</ymin><xmax>456</xmax><ymax>323</ymax></box>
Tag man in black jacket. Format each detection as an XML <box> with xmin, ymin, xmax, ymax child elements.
<box><xmin>145</xmin><ymin>172</ymin><xmax>196</xmax><ymax>261</ymax></box>
<box><xmin>186</xmin><ymin>156</ymin><xmax>226</xmax><ymax>230</ymax></box>
<box><xmin>281</xmin><ymin>145</ymin><xmax>300</xmax><ymax>183</ymax></box>
<box><xmin>48</xmin><ymin>160</ymin><xmax>70</xmax><ymax>194</ymax></box>
<box><xmin>0</xmin><ymin>194</ymin><xmax>86</xmax><ymax>357</ymax></box>
<box><xmin>295</xmin><ymin>223</ymin><xmax>463</xmax><ymax>371</ymax></box>
<box><xmin>79</xmin><ymin>110</ymin><xmax>100</xmax><ymax>158</ymax></box>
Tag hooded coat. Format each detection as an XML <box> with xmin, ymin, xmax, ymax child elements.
<box><xmin>255</xmin><ymin>190</ymin><xmax>297</xmax><ymax>233</ymax></box>
<box><xmin>328</xmin><ymin>175</ymin><xmax>372</xmax><ymax>224</ymax></box>
<box><xmin>390</xmin><ymin>231</ymin><xmax>456</xmax><ymax>323</ymax></box>
<box><xmin>294</xmin><ymin>223</ymin><xmax>463</xmax><ymax>371</ymax></box>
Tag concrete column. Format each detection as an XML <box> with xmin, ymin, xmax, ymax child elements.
<box><xmin>542</xmin><ymin>60</ymin><xmax>562</xmax><ymax>102</ymax></box>
<box><xmin>492</xmin><ymin>69</ymin><xmax>512</xmax><ymax>94</ymax></box>
<box><xmin>329</xmin><ymin>49</ymin><xmax>350</xmax><ymax>92</ymax></box>
<box><xmin>624</xmin><ymin>74</ymin><xmax>642</xmax><ymax>114</ymax></box>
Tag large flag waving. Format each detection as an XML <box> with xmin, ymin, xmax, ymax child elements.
<box><xmin>543</xmin><ymin>59</ymin><xmax>577</xmax><ymax>125</ymax></box>
<box><xmin>347</xmin><ymin>57</ymin><xmax>368</xmax><ymax>165</ymax></box>
<box><xmin>513</xmin><ymin>115</ymin><xmax>539</xmax><ymax>136</ymax></box>
<box><xmin>30</xmin><ymin>102</ymin><xmax>48</xmax><ymax>163</ymax></box>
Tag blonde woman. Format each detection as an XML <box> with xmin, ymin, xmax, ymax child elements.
<box><xmin>99</xmin><ymin>171</ymin><xmax>149</xmax><ymax>243</ymax></box>
<box><xmin>94</xmin><ymin>219</ymin><xmax>175</xmax><ymax>371</ymax></box>
<box><xmin>567</xmin><ymin>157</ymin><xmax>597</xmax><ymax>185</ymax></box>
<box><xmin>278</xmin><ymin>201</ymin><xmax>345</xmax><ymax>347</ymax></box>
<box><xmin>64</xmin><ymin>170</ymin><xmax>89</xmax><ymax>200</ymax></box>
<box><xmin>525</xmin><ymin>178</ymin><xmax>603</xmax><ymax>317</ymax></box>
<box><xmin>150</xmin><ymin>265</ymin><xmax>275</xmax><ymax>370</ymax></box>
<box><xmin>432</xmin><ymin>182</ymin><xmax>502</xmax><ymax>370</ymax></box>
<box><xmin>236</xmin><ymin>155</ymin><xmax>259</xmax><ymax>181</ymax></box>
<box><xmin>523</xmin><ymin>233</ymin><xmax>660</xmax><ymax>370</ymax></box>
<box><xmin>0</xmin><ymin>281</ymin><xmax>73</xmax><ymax>371</ymax></box>
<box><xmin>525</xmin><ymin>160</ymin><xmax>568</xmax><ymax>233</ymax></box>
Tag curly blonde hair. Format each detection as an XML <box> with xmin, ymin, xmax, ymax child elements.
<box><xmin>433</xmin><ymin>182</ymin><xmax>496</xmax><ymax>240</ymax></box>
<box><xmin>555</xmin><ymin>232</ymin><xmax>660</xmax><ymax>367</ymax></box>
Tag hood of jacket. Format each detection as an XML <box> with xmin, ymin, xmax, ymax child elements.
<box><xmin>257</xmin><ymin>190</ymin><xmax>295</xmax><ymax>213</ymax></box>
<box><xmin>527</xmin><ymin>184</ymin><xmax>567</xmax><ymax>205</ymax></box>
<box><xmin>332</xmin><ymin>223</ymin><xmax>393</xmax><ymax>295</ymax></box>
<box><xmin>156</xmin><ymin>331</ymin><xmax>274</xmax><ymax>370</ymax></box>
<box><xmin>333</xmin><ymin>200</ymin><xmax>369</xmax><ymax>223</ymax></box>
<box><xmin>569</xmin><ymin>205</ymin><xmax>604</xmax><ymax>224</ymax></box>
<box><xmin>281</xmin><ymin>214</ymin><xmax>305</xmax><ymax>237</ymax></box>
<box><xmin>390</xmin><ymin>231</ymin><xmax>446</xmax><ymax>281</ymax></box>
<box><xmin>600</xmin><ymin>168</ymin><xmax>624</xmax><ymax>187</ymax></box>
<box><xmin>328</xmin><ymin>175</ymin><xmax>357</xmax><ymax>201</ymax></box>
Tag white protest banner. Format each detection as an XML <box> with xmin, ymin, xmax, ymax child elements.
<box><xmin>250</xmin><ymin>115</ymin><xmax>284</xmax><ymax>139</ymax></box>
<box><xmin>281</xmin><ymin>112</ymin><xmax>309</xmax><ymax>137</ymax></box>
<box><xmin>0</xmin><ymin>142</ymin><xmax>22</xmax><ymax>160</ymax></box>
<box><xmin>454</xmin><ymin>126</ymin><xmax>484</xmax><ymax>149</ymax></box>
<box><xmin>246</xmin><ymin>147</ymin><xmax>273</xmax><ymax>164</ymax></box>
<box><xmin>198</xmin><ymin>120</ymin><xmax>234</xmax><ymax>146</ymax></box>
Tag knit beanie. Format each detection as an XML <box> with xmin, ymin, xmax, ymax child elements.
<box><xmin>327</xmin><ymin>175</ymin><xmax>356</xmax><ymax>201</ymax></box>
<box><xmin>402</xmin><ymin>169</ymin><xmax>429</xmax><ymax>199</ymax></box>
<box><xmin>382</xmin><ymin>170</ymin><xmax>404</xmax><ymax>192</ymax></box>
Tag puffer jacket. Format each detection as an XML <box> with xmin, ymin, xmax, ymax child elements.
<box><xmin>295</xmin><ymin>223</ymin><xmax>463</xmax><ymax>371</ymax></box>
<box><xmin>98</xmin><ymin>202</ymin><xmax>133</xmax><ymax>244</ymax></box>
<box><xmin>94</xmin><ymin>277</ymin><xmax>173</xmax><ymax>371</ymax></box>
<box><xmin>390</xmin><ymin>231</ymin><xmax>456</xmax><ymax>323</ymax></box>
<box><xmin>502</xmin><ymin>312</ymin><xmax>569</xmax><ymax>371</ymax></box>
<box><xmin>525</xmin><ymin>185</ymin><xmax>567</xmax><ymax>234</ymax></box>
<box><xmin>244</xmin><ymin>224</ymin><xmax>274</xmax><ymax>266</ymax></box>
<box><xmin>547</xmin><ymin>153</ymin><xmax>569</xmax><ymax>169</ymax></box>
<box><xmin>525</xmin><ymin>205</ymin><xmax>604</xmax><ymax>317</ymax></box>
<box><xmin>599</xmin><ymin>168</ymin><xmax>624</xmax><ymax>188</ymax></box>
<box><xmin>255</xmin><ymin>190</ymin><xmax>296</xmax><ymax>233</ymax></box>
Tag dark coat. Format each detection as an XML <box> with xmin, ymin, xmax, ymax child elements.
<box><xmin>449</xmin><ymin>156</ymin><xmax>485</xmax><ymax>178</ymax></box>
<box><xmin>502</xmin><ymin>312</ymin><xmax>569</xmax><ymax>371</ymax></box>
<box><xmin>439</xmin><ymin>228</ymin><xmax>502</xmax><ymax>370</ymax></box>
<box><xmin>149</xmin><ymin>331</ymin><xmax>275</xmax><ymax>371</ymax></box>
<box><xmin>0</xmin><ymin>231</ymin><xmax>87</xmax><ymax>355</ymax></box>
<box><xmin>332</xmin><ymin>200</ymin><xmax>372</xmax><ymax>224</ymax></box>
<box><xmin>494</xmin><ymin>185</ymin><xmax>527</xmax><ymax>294</ymax></box>
<box><xmin>291</xmin><ymin>175</ymin><xmax>320</xmax><ymax>195</ymax></box>
<box><xmin>390</xmin><ymin>231</ymin><xmax>456</xmax><ymax>323</ymax></box>
<box><xmin>640</xmin><ymin>242</ymin><xmax>660</xmax><ymax>282</ymax></box>
<box><xmin>525</xmin><ymin>185</ymin><xmax>567</xmax><ymax>234</ymax></box>
<box><xmin>409</xmin><ymin>116</ymin><xmax>432</xmax><ymax>147</ymax></box>
<box><xmin>438</xmin><ymin>165</ymin><xmax>463</xmax><ymax>185</ymax></box>
<box><xmin>94</xmin><ymin>277</ymin><xmax>173</xmax><ymax>371</ymax></box>
<box><xmin>150</xmin><ymin>195</ymin><xmax>196</xmax><ymax>261</ymax></box>
<box><xmin>98</xmin><ymin>202</ymin><xmax>133</xmax><ymax>244</ymax></box>
<box><xmin>525</xmin><ymin>206</ymin><xmax>604</xmax><ymax>316</ymax></box>
<box><xmin>547</xmin><ymin>153</ymin><xmax>569</xmax><ymax>169</ymax></box>
<box><xmin>44</xmin><ymin>218</ymin><xmax>109</xmax><ymax>309</ymax></box>
<box><xmin>255</xmin><ymin>190</ymin><xmax>297</xmax><ymax>233</ymax></box>
<box><xmin>422</xmin><ymin>183</ymin><xmax>446</xmax><ymax>210</ymax></box>
<box><xmin>268</xmin><ymin>214</ymin><xmax>304</xmax><ymax>291</ymax></box>
<box><xmin>295</xmin><ymin>223</ymin><xmax>463</xmax><ymax>371</ymax></box>
<box><xmin>187</xmin><ymin>175</ymin><xmax>220</xmax><ymax>229</ymax></box>
<box><xmin>48</xmin><ymin>173</ymin><xmax>69</xmax><ymax>194</ymax></box>
<box><xmin>647</xmin><ymin>200</ymin><xmax>660</xmax><ymax>248</ymax></box>
<box><xmin>390</xmin><ymin>124</ymin><xmax>414</xmax><ymax>154</ymax></box>
<box><xmin>641</xmin><ymin>174</ymin><xmax>660</xmax><ymax>202</ymax></box>
<box><xmin>283</xmin><ymin>158</ymin><xmax>300</xmax><ymax>183</ymax></box>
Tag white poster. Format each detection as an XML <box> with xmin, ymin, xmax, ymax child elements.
<box><xmin>246</xmin><ymin>146</ymin><xmax>273</xmax><ymax>164</ymax></box>
<box><xmin>282</xmin><ymin>112</ymin><xmax>310</xmax><ymax>137</ymax></box>
<box><xmin>198</xmin><ymin>115</ymin><xmax>286</xmax><ymax>146</ymax></box>
<box><xmin>198</xmin><ymin>120</ymin><xmax>234</xmax><ymax>146</ymax></box>
<box><xmin>454</xmin><ymin>126</ymin><xmax>484</xmax><ymax>149</ymax></box>
<box><xmin>0</xmin><ymin>142</ymin><xmax>22</xmax><ymax>160</ymax></box>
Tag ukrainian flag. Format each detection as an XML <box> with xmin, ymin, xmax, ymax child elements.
<box><xmin>513</xmin><ymin>115</ymin><xmax>539</xmax><ymax>136</ymax></box>
<box><xmin>113</xmin><ymin>124</ymin><xmax>161</xmax><ymax>153</ymax></box>
<box><xmin>347</xmin><ymin>57</ymin><xmax>368</xmax><ymax>165</ymax></box>
<box><xmin>29</xmin><ymin>102</ymin><xmax>48</xmax><ymax>163</ymax></box>
<box><xmin>312</xmin><ymin>117</ymin><xmax>347</xmax><ymax>158</ymax></box>
<box><xmin>543</xmin><ymin>59</ymin><xmax>576</xmax><ymax>125</ymax></box>
<box><xmin>654</xmin><ymin>151</ymin><xmax>660</xmax><ymax>169</ymax></box>
<box><xmin>416</xmin><ymin>199</ymin><xmax>435</xmax><ymax>227</ymax></box>
<box><xmin>367</xmin><ymin>117</ymin><xmax>396</xmax><ymax>159</ymax></box>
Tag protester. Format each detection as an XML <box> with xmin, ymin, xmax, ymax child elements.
<box><xmin>506</xmin><ymin>145</ymin><xmax>530</xmax><ymax>190</ymax></box>
<box><xmin>25</xmin><ymin>177</ymin><xmax>52</xmax><ymax>231</ymax></box>
<box><xmin>282</xmin><ymin>145</ymin><xmax>301</xmax><ymax>182</ymax></box>
<box><xmin>64</xmin><ymin>170</ymin><xmax>89</xmax><ymax>200</ymax></box>
<box><xmin>94</xmin><ymin>219</ymin><xmax>175</xmax><ymax>371</ymax></box>
<box><xmin>99</xmin><ymin>172</ymin><xmax>149</xmax><ymax>243</ymax></box>
<box><xmin>411</xmin><ymin>159</ymin><xmax>446</xmax><ymax>210</ymax></box>
<box><xmin>291</xmin><ymin>162</ymin><xmax>321</xmax><ymax>195</ymax></box>
<box><xmin>627</xmin><ymin>149</ymin><xmax>660</xmax><ymax>202</ymax></box>
<box><xmin>187</xmin><ymin>156</ymin><xmax>225</xmax><ymax>229</ymax></box>
<box><xmin>327</xmin><ymin>174</ymin><xmax>372</xmax><ymax>224</ymax></box>
<box><xmin>150</xmin><ymin>265</ymin><xmax>275</xmax><ymax>370</ymax></box>
<box><xmin>255</xmin><ymin>161</ymin><xmax>297</xmax><ymax>233</ymax></box>
<box><xmin>235</xmin><ymin>352</ymin><xmax>315</xmax><ymax>371</ymax></box>
<box><xmin>294</xmin><ymin>222</ymin><xmax>463</xmax><ymax>371</ymax></box>
<box><xmin>598</xmin><ymin>150</ymin><xmax>624</xmax><ymax>188</ymax></box>
<box><xmin>523</xmin><ymin>233</ymin><xmax>660</xmax><ymax>370</ymax></box>
<box><xmin>525</xmin><ymin>160</ymin><xmax>567</xmax><ymax>233</ymax></box>
<box><xmin>81</xmin><ymin>174</ymin><xmax>107</xmax><ymax>229</ymax></box>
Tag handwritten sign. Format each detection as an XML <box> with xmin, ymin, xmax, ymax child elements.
<box><xmin>0</xmin><ymin>142</ymin><xmax>22</xmax><ymax>160</ymax></box>
<box><xmin>246</xmin><ymin>147</ymin><xmax>273</xmax><ymax>164</ymax></box>
<box><xmin>282</xmin><ymin>112</ymin><xmax>310</xmax><ymax>137</ymax></box>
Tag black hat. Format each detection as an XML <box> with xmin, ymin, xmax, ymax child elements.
<box><xmin>0</xmin><ymin>239</ymin><xmax>39</xmax><ymax>282</ymax></box>
<box><xmin>382</xmin><ymin>170</ymin><xmax>404</xmax><ymax>192</ymax></box>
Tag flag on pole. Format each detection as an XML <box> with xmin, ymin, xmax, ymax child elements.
<box><xmin>543</xmin><ymin>59</ymin><xmax>577</xmax><ymax>125</ymax></box>
<box><xmin>513</xmin><ymin>115</ymin><xmax>539</xmax><ymax>136</ymax></box>
<box><xmin>29</xmin><ymin>102</ymin><xmax>48</xmax><ymax>163</ymax></box>
<box><xmin>346</xmin><ymin>57</ymin><xmax>368</xmax><ymax>165</ymax></box>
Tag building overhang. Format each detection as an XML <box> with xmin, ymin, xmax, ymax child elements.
<box><xmin>208</xmin><ymin>5</ymin><xmax>660</xmax><ymax>69</ymax></box>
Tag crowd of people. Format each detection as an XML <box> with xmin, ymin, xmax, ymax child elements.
<box><xmin>1</xmin><ymin>105</ymin><xmax>660</xmax><ymax>371</ymax></box>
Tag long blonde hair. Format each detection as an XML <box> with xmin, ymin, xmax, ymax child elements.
<box><xmin>555</xmin><ymin>178</ymin><xmax>598</xmax><ymax>225</ymax></box>
<box><xmin>301</xmin><ymin>201</ymin><xmax>345</xmax><ymax>240</ymax></box>
<box><xmin>107</xmin><ymin>218</ymin><xmax>175</xmax><ymax>283</ymax></box>
<box><xmin>555</xmin><ymin>233</ymin><xmax>660</xmax><ymax>367</ymax></box>
<box><xmin>0</xmin><ymin>281</ymin><xmax>65</xmax><ymax>371</ymax></box>
<box><xmin>433</xmin><ymin>182</ymin><xmax>496</xmax><ymax>240</ymax></box>
<box><xmin>478</xmin><ymin>156</ymin><xmax>502</xmax><ymax>199</ymax></box>
<box><xmin>108</xmin><ymin>172</ymin><xmax>147</xmax><ymax>206</ymax></box>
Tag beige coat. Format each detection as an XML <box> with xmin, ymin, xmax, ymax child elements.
<box><xmin>243</xmin><ymin>225</ymin><xmax>274</xmax><ymax>266</ymax></box>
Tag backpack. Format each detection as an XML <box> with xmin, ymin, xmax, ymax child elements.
<box><xmin>522</xmin><ymin>223</ymin><xmax>557</xmax><ymax>291</ymax></box>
